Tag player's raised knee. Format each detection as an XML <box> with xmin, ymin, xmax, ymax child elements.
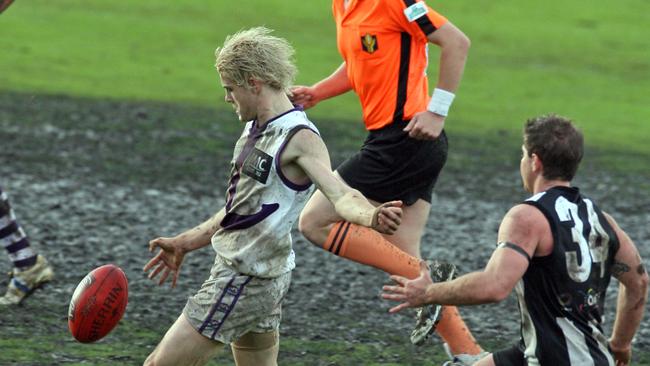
<box><xmin>298</xmin><ymin>208</ymin><xmax>328</xmax><ymax>246</ymax></box>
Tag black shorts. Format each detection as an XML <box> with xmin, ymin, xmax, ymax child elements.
<box><xmin>336</xmin><ymin>120</ymin><xmax>448</xmax><ymax>206</ymax></box>
<box><xmin>493</xmin><ymin>343</ymin><xmax>526</xmax><ymax>366</ymax></box>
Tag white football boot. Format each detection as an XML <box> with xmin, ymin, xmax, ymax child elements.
<box><xmin>442</xmin><ymin>342</ymin><xmax>490</xmax><ymax>366</ymax></box>
<box><xmin>0</xmin><ymin>254</ymin><xmax>54</xmax><ymax>305</ymax></box>
<box><xmin>410</xmin><ymin>260</ymin><xmax>457</xmax><ymax>345</ymax></box>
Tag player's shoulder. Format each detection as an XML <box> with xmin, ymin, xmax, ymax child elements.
<box><xmin>288</xmin><ymin>127</ymin><xmax>323</xmax><ymax>152</ymax></box>
<box><xmin>500</xmin><ymin>203</ymin><xmax>553</xmax><ymax>254</ymax></box>
<box><xmin>272</xmin><ymin>108</ymin><xmax>318</xmax><ymax>132</ymax></box>
<box><xmin>504</xmin><ymin>203</ymin><xmax>547</xmax><ymax>228</ymax></box>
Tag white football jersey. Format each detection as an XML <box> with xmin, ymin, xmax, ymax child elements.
<box><xmin>211</xmin><ymin>107</ymin><xmax>318</xmax><ymax>278</ymax></box>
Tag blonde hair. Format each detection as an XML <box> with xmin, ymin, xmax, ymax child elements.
<box><xmin>215</xmin><ymin>27</ymin><xmax>297</xmax><ymax>93</ymax></box>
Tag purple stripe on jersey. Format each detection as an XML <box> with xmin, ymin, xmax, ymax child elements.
<box><xmin>274</xmin><ymin>126</ymin><xmax>319</xmax><ymax>192</ymax></box>
<box><xmin>0</xmin><ymin>221</ymin><xmax>18</xmax><ymax>239</ymax></box>
<box><xmin>225</xmin><ymin>108</ymin><xmax>302</xmax><ymax>210</ymax></box>
<box><xmin>235</xmin><ymin>107</ymin><xmax>300</xmax><ymax>169</ymax></box>
<box><xmin>226</xmin><ymin>125</ymin><xmax>261</xmax><ymax>211</ymax></box>
<box><xmin>5</xmin><ymin>237</ymin><xmax>29</xmax><ymax>252</ymax></box>
<box><xmin>224</xmin><ymin>171</ymin><xmax>240</xmax><ymax>211</ymax></box>
<box><xmin>225</xmin><ymin>116</ymin><xmax>269</xmax><ymax>210</ymax></box>
<box><xmin>220</xmin><ymin>203</ymin><xmax>279</xmax><ymax>230</ymax></box>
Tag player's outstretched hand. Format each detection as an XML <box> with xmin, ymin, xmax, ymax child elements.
<box><xmin>289</xmin><ymin>85</ymin><xmax>319</xmax><ymax>109</ymax></box>
<box><xmin>382</xmin><ymin>261</ymin><xmax>434</xmax><ymax>313</ymax></box>
<box><xmin>404</xmin><ymin>111</ymin><xmax>445</xmax><ymax>140</ymax></box>
<box><xmin>143</xmin><ymin>237</ymin><xmax>186</xmax><ymax>288</ymax></box>
<box><xmin>372</xmin><ymin>200</ymin><xmax>403</xmax><ymax>234</ymax></box>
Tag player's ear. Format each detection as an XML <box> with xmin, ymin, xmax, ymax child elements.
<box><xmin>531</xmin><ymin>153</ymin><xmax>543</xmax><ymax>173</ymax></box>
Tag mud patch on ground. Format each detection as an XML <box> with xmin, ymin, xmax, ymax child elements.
<box><xmin>1</xmin><ymin>92</ymin><xmax>648</xmax><ymax>363</ymax></box>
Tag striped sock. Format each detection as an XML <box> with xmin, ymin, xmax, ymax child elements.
<box><xmin>324</xmin><ymin>221</ymin><xmax>421</xmax><ymax>278</ymax></box>
<box><xmin>0</xmin><ymin>187</ymin><xmax>37</xmax><ymax>270</ymax></box>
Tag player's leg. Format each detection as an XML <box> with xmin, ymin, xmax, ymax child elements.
<box><xmin>299</xmin><ymin>185</ymin><xmax>422</xmax><ymax>279</ymax></box>
<box><xmin>0</xmin><ymin>186</ymin><xmax>53</xmax><ymax>305</ymax></box>
<box><xmin>298</xmin><ymin>185</ymin><xmax>345</xmax><ymax>246</ymax></box>
<box><xmin>231</xmin><ymin>330</ymin><xmax>279</xmax><ymax>366</ymax></box>
<box><xmin>300</xmin><ymin>127</ymin><xmax>483</xmax><ymax>356</ymax></box>
<box><xmin>302</xmin><ymin>192</ymin><xmax>482</xmax><ymax>355</ymax></box>
<box><xmin>369</xmin><ymin>197</ymin><xmax>482</xmax><ymax>356</ymax></box>
<box><xmin>299</xmin><ymin>122</ymin><xmax>445</xmax><ymax>275</ymax></box>
<box><xmin>144</xmin><ymin>314</ymin><xmax>225</xmax><ymax>366</ymax></box>
<box><xmin>369</xmin><ymin>197</ymin><xmax>430</xmax><ymax>258</ymax></box>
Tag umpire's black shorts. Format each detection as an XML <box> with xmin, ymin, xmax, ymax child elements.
<box><xmin>336</xmin><ymin>120</ymin><xmax>448</xmax><ymax>206</ymax></box>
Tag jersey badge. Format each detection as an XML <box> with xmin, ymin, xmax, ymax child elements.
<box><xmin>242</xmin><ymin>148</ymin><xmax>273</xmax><ymax>184</ymax></box>
<box><xmin>361</xmin><ymin>33</ymin><xmax>378</xmax><ymax>54</ymax></box>
<box><xmin>403</xmin><ymin>1</ymin><xmax>428</xmax><ymax>22</ymax></box>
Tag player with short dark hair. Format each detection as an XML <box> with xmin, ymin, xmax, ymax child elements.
<box><xmin>523</xmin><ymin>114</ymin><xmax>583</xmax><ymax>181</ymax></box>
<box><xmin>142</xmin><ymin>27</ymin><xmax>403</xmax><ymax>366</ymax></box>
<box><xmin>382</xmin><ymin>114</ymin><xmax>649</xmax><ymax>366</ymax></box>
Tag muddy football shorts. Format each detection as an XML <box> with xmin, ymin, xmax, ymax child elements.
<box><xmin>183</xmin><ymin>260</ymin><xmax>291</xmax><ymax>344</ymax></box>
<box><xmin>337</xmin><ymin>120</ymin><xmax>448</xmax><ymax>206</ymax></box>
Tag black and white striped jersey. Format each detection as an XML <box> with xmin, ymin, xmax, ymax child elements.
<box><xmin>516</xmin><ymin>186</ymin><xmax>619</xmax><ymax>365</ymax></box>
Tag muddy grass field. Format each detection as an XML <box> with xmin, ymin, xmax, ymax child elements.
<box><xmin>1</xmin><ymin>92</ymin><xmax>648</xmax><ymax>365</ymax></box>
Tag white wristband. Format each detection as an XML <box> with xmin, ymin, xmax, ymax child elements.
<box><xmin>427</xmin><ymin>88</ymin><xmax>455</xmax><ymax>117</ymax></box>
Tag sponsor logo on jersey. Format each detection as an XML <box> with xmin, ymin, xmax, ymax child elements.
<box><xmin>361</xmin><ymin>34</ymin><xmax>378</xmax><ymax>54</ymax></box>
<box><xmin>404</xmin><ymin>2</ymin><xmax>428</xmax><ymax>22</ymax></box>
<box><xmin>243</xmin><ymin>148</ymin><xmax>273</xmax><ymax>184</ymax></box>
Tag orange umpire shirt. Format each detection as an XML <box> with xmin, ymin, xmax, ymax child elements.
<box><xmin>333</xmin><ymin>0</ymin><xmax>448</xmax><ymax>130</ymax></box>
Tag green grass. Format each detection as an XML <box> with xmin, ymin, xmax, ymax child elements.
<box><xmin>4</xmin><ymin>315</ymin><xmax>649</xmax><ymax>366</ymax></box>
<box><xmin>0</xmin><ymin>307</ymin><xmax>457</xmax><ymax>366</ymax></box>
<box><xmin>1</xmin><ymin>0</ymin><xmax>649</xmax><ymax>159</ymax></box>
<box><xmin>0</xmin><ymin>1</ymin><xmax>649</xmax><ymax>364</ymax></box>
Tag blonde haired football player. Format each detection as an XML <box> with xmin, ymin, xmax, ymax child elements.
<box><xmin>142</xmin><ymin>27</ymin><xmax>403</xmax><ymax>366</ymax></box>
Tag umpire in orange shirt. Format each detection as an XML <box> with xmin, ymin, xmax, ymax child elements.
<box><xmin>292</xmin><ymin>0</ymin><xmax>485</xmax><ymax>364</ymax></box>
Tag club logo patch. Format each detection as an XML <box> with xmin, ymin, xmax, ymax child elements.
<box><xmin>361</xmin><ymin>34</ymin><xmax>378</xmax><ymax>54</ymax></box>
<box><xmin>243</xmin><ymin>148</ymin><xmax>273</xmax><ymax>184</ymax></box>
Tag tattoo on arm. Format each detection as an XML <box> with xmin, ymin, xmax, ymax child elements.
<box><xmin>611</xmin><ymin>261</ymin><xmax>631</xmax><ymax>277</ymax></box>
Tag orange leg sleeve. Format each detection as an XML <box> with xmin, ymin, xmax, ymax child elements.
<box><xmin>437</xmin><ymin>307</ymin><xmax>483</xmax><ymax>355</ymax></box>
<box><xmin>324</xmin><ymin>222</ymin><xmax>483</xmax><ymax>356</ymax></box>
<box><xmin>324</xmin><ymin>221</ymin><xmax>421</xmax><ymax>278</ymax></box>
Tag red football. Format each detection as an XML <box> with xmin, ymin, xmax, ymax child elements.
<box><xmin>68</xmin><ymin>264</ymin><xmax>128</xmax><ymax>343</ymax></box>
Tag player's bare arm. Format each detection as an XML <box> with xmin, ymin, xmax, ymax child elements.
<box><xmin>427</xmin><ymin>22</ymin><xmax>470</xmax><ymax>94</ymax></box>
<box><xmin>281</xmin><ymin>128</ymin><xmax>402</xmax><ymax>233</ymax></box>
<box><xmin>603</xmin><ymin>212</ymin><xmax>649</xmax><ymax>365</ymax></box>
<box><xmin>404</xmin><ymin>22</ymin><xmax>470</xmax><ymax>140</ymax></box>
<box><xmin>382</xmin><ymin>204</ymin><xmax>546</xmax><ymax>311</ymax></box>
<box><xmin>143</xmin><ymin>208</ymin><xmax>226</xmax><ymax>288</ymax></box>
<box><xmin>290</xmin><ymin>63</ymin><xmax>352</xmax><ymax>109</ymax></box>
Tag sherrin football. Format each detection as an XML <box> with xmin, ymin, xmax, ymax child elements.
<box><xmin>68</xmin><ymin>264</ymin><xmax>128</xmax><ymax>343</ymax></box>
